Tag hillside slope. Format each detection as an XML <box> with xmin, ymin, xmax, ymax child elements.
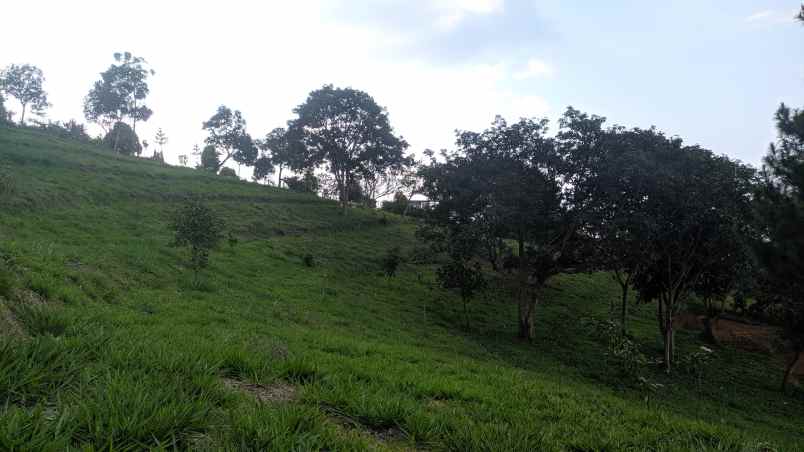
<box><xmin>0</xmin><ymin>126</ymin><xmax>802</xmax><ymax>451</ymax></box>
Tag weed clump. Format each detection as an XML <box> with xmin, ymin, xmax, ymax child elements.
<box><xmin>381</xmin><ymin>247</ymin><xmax>403</xmax><ymax>277</ymax></box>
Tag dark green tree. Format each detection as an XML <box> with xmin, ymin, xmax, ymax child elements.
<box><xmin>257</xmin><ymin>127</ymin><xmax>294</xmax><ymax>187</ymax></box>
<box><xmin>154</xmin><ymin>128</ymin><xmax>168</xmax><ymax>158</ymax></box>
<box><xmin>102</xmin><ymin>122</ymin><xmax>141</xmax><ymax>156</ymax></box>
<box><xmin>421</xmin><ymin>113</ymin><xmax>588</xmax><ymax>341</ymax></box>
<box><xmin>84</xmin><ymin>52</ymin><xmax>154</xmax><ymax>147</ymax></box>
<box><xmin>252</xmin><ymin>155</ymin><xmax>275</xmax><ymax>184</ymax></box>
<box><xmin>286</xmin><ymin>85</ymin><xmax>409</xmax><ymax>211</ymax></box>
<box><xmin>170</xmin><ymin>198</ymin><xmax>224</xmax><ymax>285</ymax></box>
<box><xmin>203</xmin><ymin>106</ymin><xmax>257</xmax><ymax>171</ymax></box>
<box><xmin>754</xmin><ymin>103</ymin><xmax>804</xmax><ymax>392</ymax></box>
<box><xmin>199</xmin><ymin>145</ymin><xmax>220</xmax><ymax>172</ymax></box>
<box><xmin>0</xmin><ymin>64</ymin><xmax>50</xmax><ymax>125</ymax></box>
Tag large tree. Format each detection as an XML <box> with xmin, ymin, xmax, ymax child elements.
<box><xmin>421</xmin><ymin>113</ymin><xmax>592</xmax><ymax>341</ymax></box>
<box><xmin>754</xmin><ymin>103</ymin><xmax>804</xmax><ymax>392</ymax></box>
<box><xmin>286</xmin><ymin>85</ymin><xmax>409</xmax><ymax>211</ymax></box>
<box><xmin>84</xmin><ymin>52</ymin><xmax>154</xmax><ymax>152</ymax></box>
<box><xmin>0</xmin><ymin>64</ymin><xmax>50</xmax><ymax>125</ymax></box>
<box><xmin>624</xmin><ymin>137</ymin><xmax>755</xmax><ymax>373</ymax></box>
<box><xmin>202</xmin><ymin>106</ymin><xmax>257</xmax><ymax>172</ymax></box>
<box><xmin>256</xmin><ymin>127</ymin><xmax>295</xmax><ymax>187</ymax></box>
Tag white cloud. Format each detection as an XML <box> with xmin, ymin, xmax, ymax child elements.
<box><xmin>433</xmin><ymin>0</ymin><xmax>504</xmax><ymax>30</ymax></box>
<box><xmin>512</xmin><ymin>58</ymin><xmax>555</xmax><ymax>80</ymax></box>
<box><xmin>745</xmin><ymin>9</ymin><xmax>798</xmax><ymax>25</ymax></box>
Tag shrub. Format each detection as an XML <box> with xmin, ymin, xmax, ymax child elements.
<box><xmin>381</xmin><ymin>247</ymin><xmax>403</xmax><ymax>277</ymax></box>
<box><xmin>219</xmin><ymin>167</ymin><xmax>238</xmax><ymax>178</ymax></box>
<box><xmin>103</xmin><ymin>122</ymin><xmax>141</xmax><ymax>155</ymax></box>
<box><xmin>582</xmin><ymin>318</ymin><xmax>649</xmax><ymax>378</ymax></box>
<box><xmin>170</xmin><ymin>198</ymin><xmax>224</xmax><ymax>285</ymax></box>
<box><xmin>302</xmin><ymin>254</ymin><xmax>315</xmax><ymax>267</ymax></box>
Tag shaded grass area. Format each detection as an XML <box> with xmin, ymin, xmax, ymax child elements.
<box><xmin>0</xmin><ymin>126</ymin><xmax>802</xmax><ymax>450</ymax></box>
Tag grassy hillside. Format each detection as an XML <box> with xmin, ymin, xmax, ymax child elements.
<box><xmin>0</xmin><ymin>126</ymin><xmax>802</xmax><ymax>451</ymax></box>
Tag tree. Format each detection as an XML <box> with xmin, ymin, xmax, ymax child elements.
<box><xmin>283</xmin><ymin>170</ymin><xmax>319</xmax><ymax>194</ymax></box>
<box><xmin>286</xmin><ymin>85</ymin><xmax>409</xmax><ymax>211</ymax></box>
<box><xmin>199</xmin><ymin>145</ymin><xmax>220</xmax><ymax>171</ymax></box>
<box><xmin>624</xmin><ymin>138</ymin><xmax>755</xmax><ymax>373</ymax></box>
<box><xmin>0</xmin><ymin>93</ymin><xmax>7</xmax><ymax>124</ymax></box>
<box><xmin>421</xmin><ymin>113</ymin><xmax>589</xmax><ymax>341</ymax></box>
<box><xmin>84</xmin><ymin>52</ymin><xmax>154</xmax><ymax>150</ymax></box>
<box><xmin>170</xmin><ymin>198</ymin><xmax>224</xmax><ymax>285</ymax></box>
<box><xmin>0</xmin><ymin>64</ymin><xmax>50</xmax><ymax>125</ymax></box>
<box><xmin>798</xmin><ymin>4</ymin><xmax>803</xmax><ymax>22</ymax></box>
<box><xmin>257</xmin><ymin>128</ymin><xmax>295</xmax><ymax>187</ymax></box>
<box><xmin>202</xmin><ymin>106</ymin><xmax>257</xmax><ymax>171</ymax></box>
<box><xmin>178</xmin><ymin>155</ymin><xmax>189</xmax><ymax>167</ymax></box>
<box><xmin>102</xmin><ymin>122</ymin><xmax>141</xmax><ymax>156</ymax></box>
<box><xmin>754</xmin><ymin>103</ymin><xmax>804</xmax><ymax>392</ymax></box>
<box><xmin>252</xmin><ymin>155</ymin><xmax>275</xmax><ymax>184</ymax></box>
<box><xmin>154</xmin><ymin>128</ymin><xmax>168</xmax><ymax>157</ymax></box>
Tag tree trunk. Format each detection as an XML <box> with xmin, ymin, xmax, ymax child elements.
<box><xmin>664</xmin><ymin>326</ymin><xmax>672</xmax><ymax>373</ymax></box>
<box><xmin>518</xmin><ymin>295</ymin><xmax>537</xmax><ymax>341</ymax></box>
<box><xmin>278</xmin><ymin>165</ymin><xmax>284</xmax><ymax>188</ymax></box>
<box><xmin>620</xmin><ymin>284</ymin><xmax>629</xmax><ymax>336</ymax></box>
<box><xmin>113</xmin><ymin>126</ymin><xmax>121</xmax><ymax>153</ymax></box>
<box><xmin>463</xmin><ymin>297</ymin><xmax>469</xmax><ymax>330</ymax></box>
<box><xmin>19</xmin><ymin>103</ymin><xmax>27</xmax><ymax>126</ymax></box>
<box><xmin>782</xmin><ymin>349</ymin><xmax>801</xmax><ymax>393</ymax></box>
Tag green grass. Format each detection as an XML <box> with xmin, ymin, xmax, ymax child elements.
<box><xmin>0</xmin><ymin>125</ymin><xmax>802</xmax><ymax>451</ymax></box>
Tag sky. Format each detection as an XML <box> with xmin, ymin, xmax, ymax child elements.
<box><xmin>1</xmin><ymin>0</ymin><xmax>803</xmax><ymax>181</ymax></box>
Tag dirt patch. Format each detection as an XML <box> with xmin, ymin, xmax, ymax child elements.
<box><xmin>708</xmin><ymin>318</ymin><xmax>781</xmax><ymax>354</ymax></box>
<box><xmin>322</xmin><ymin>405</ymin><xmax>413</xmax><ymax>449</ymax></box>
<box><xmin>674</xmin><ymin>312</ymin><xmax>706</xmax><ymax>331</ymax></box>
<box><xmin>221</xmin><ymin>377</ymin><xmax>297</xmax><ymax>403</ymax></box>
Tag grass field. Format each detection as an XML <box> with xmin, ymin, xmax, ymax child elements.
<box><xmin>1</xmin><ymin>126</ymin><xmax>802</xmax><ymax>451</ymax></box>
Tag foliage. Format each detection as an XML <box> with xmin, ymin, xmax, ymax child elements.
<box><xmin>199</xmin><ymin>145</ymin><xmax>220</xmax><ymax>172</ymax></box>
<box><xmin>302</xmin><ymin>253</ymin><xmax>315</xmax><ymax>267</ymax></box>
<box><xmin>170</xmin><ymin>197</ymin><xmax>224</xmax><ymax>283</ymax></box>
<box><xmin>283</xmin><ymin>170</ymin><xmax>319</xmax><ymax>194</ymax></box>
<box><xmin>0</xmin><ymin>94</ymin><xmax>8</xmax><ymax>125</ymax></box>
<box><xmin>35</xmin><ymin>120</ymin><xmax>91</xmax><ymax>142</ymax></box>
<box><xmin>218</xmin><ymin>167</ymin><xmax>238</xmax><ymax>178</ymax></box>
<box><xmin>83</xmin><ymin>52</ymin><xmax>154</xmax><ymax>141</ymax></box>
<box><xmin>154</xmin><ymin>128</ymin><xmax>168</xmax><ymax>158</ymax></box>
<box><xmin>203</xmin><ymin>106</ymin><xmax>257</xmax><ymax>171</ymax></box>
<box><xmin>754</xmin><ymin>103</ymin><xmax>804</xmax><ymax>392</ymax></box>
<box><xmin>286</xmin><ymin>85</ymin><xmax>409</xmax><ymax>210</ymax></box>
<box><xmin>252</xmin><ymin>155</ymin><xmax>274</xmax><ymax>183</ymax></box>
<box><xmin>582</xmin><ymin>318</ymin><xmax>649</xmax><ymax>379</ymax></box>
<box><xmin>256</xmin><ymin>127</ymin><xmax>294</xmax><ymax>186</ymax></box>
<box><xmin>420</xmin><ymin>112</ymin><xmax>587</xmax><ymax>340</ymax></box>
<box><xmin>381</xmin><ymin>246</ymin><xmax>403</xmax><ymax>277</ymax></box>
<box><xmin>0</xmin><ymin>64</ymin><xmax>50</xmax><ymax>125</ymax></box>
<box><xmin>102</xmin><ymin>122</ymin><xmax>141</xmax><ymax>156</ymax></box>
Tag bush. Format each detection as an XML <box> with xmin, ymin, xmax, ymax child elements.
<box><xmin>582</xmin><ymin>318</ymin><xmax>649</xmax><ymax>378</ymax></box>
<box><xmin>219</xmin><ymin>167</ymin><xmax>238</xmax><ymax>178</ymax></box>
<box><xmin>103</xmin><ymin>122</ymin><xmax>141</xmax><ymax>155</ymax></box>
<box><xmin>302</xmin><ymin>254</ymin><xmax>315</xmax><ymax>267</ymax></box>
<box><xmin>35</xmin><ymin>120</ymin><xmax>91</xmax><ymax>142</ymax></box>
<box><xmin>283</xmin><ymin>170</ymin><xmax>319</xmax><ymax>194</ymax></box>
<box><xmin>170</xmin><ymin>197</ymin><xmax>224</xmax><ymax>285</ymax></box>
<box><xmin>381</xmin><ymin>247</ymin><xmax>403</xmax><ymax>277</ymax></box>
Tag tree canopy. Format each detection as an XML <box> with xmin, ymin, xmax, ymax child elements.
<box><xmin>0</xmin><ymin>64</ymin><xmax>50</xmax><ymax>125</ymax></box>
<box><xmin>286</xmin><ymin>85</ymin><xmax>409</xmax><ymax>210</ymax></box>
<box><xmin>83</xmin><ymin>52</ymin><xmax>154</xmax><ymax>141</ymax></box>
<box><xmin>202</xmin><ymin>106</ymin><xmax>257</xmax><ymax>171</ymax></box>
